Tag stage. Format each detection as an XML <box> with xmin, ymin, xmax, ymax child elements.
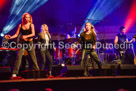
<box><xmin>0</xmin><ymin>76</ymin><xmax>136</xmax><ymax>91</ymax></box>
<box><xmin>0</xmin><ymin>64</ymin><xmax>136</xmax><ymax>91</ymax></box>
<box><xmin>0</xmin><ymin>0</ymin><xmax>136</xmax><ymax>91</ymax></box>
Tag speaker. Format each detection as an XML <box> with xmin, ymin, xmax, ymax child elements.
<box><xmin>21</xmin><ymin>70</ymin><xmax>47</xmax><ymax>79</ymax></box>
<box><xmin>52</xmin><ymin>65</ymin><xmax>64</xmax><ymax>76</ymax></box>
<box><xmin>60</xmin><ymin>65</ymin><xmax>84</xmax><ymax>77</ymax></box>
<box><xmin>117</xmin><ymin>64</ymin><xmax>136</xmax><ymax>75</ymax></box>
<box><xmin>88</xmin><ymin>64</ymin><xmax>118</xmax><ymax>76</ymax></box>
<box><xmin>0</xmin><ymin>66</ymin><xmax>11</xmax><ymax>80</ymax></box>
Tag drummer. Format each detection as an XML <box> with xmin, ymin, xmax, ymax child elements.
<box><xmin>65</xmin><ymin>34</ymin><xmax>71</xmax><ymax>39</ymax></box>
<box><xmin>64</xmin><ymin>34</ymin><xmax>78</xmax><ymax>64</ymax></box>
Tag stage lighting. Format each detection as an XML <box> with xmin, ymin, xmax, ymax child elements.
<box><xmin>77</xmin><ymin>34</ymin><xmax>80</xmax><ymax>37</ymax></box>
<box><xmin>1</xmin><ymin>0</ymin><xmax>48</xmax><ymax>35</ymax></box>
<box><xmin>124</xmin><ymin>0</ymin><xmax>136</xmax><ymax>34</ymax></box>
<box><xmin>79</xmin><ymin>0</ymin><xmax>123</xmax><ymax>34</ymax></box>
<box><xmin>0</xmin><ymin>33</ymin><xmax>4</xmax><ymax>37</ymax></box>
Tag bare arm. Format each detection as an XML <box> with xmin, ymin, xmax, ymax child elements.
<box><xmin>129</xmin><ymin>38</ymin><xmax>135</xmax><ymax>43</ymax></box>
<box><xmin>5</xmin><ymin>24</ymin><xmax>21</xmax><ymax>39</ymax></box>
<box><xmin>114</xmin><ymin>36</ymin><xmax>118</xmax><ymax>44</ymax></box>
<box><xmin>126</xmin><ymin>38</ymin><xmax>128</xmax><ymax>43</ymax></box>
<box><xmin>46</xmin><ymin>31</ymin><xmax>51</xmax><ymax>39</ymax></box>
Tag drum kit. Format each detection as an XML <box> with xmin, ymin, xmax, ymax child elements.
<box><xmin>52</xmin><ymin>33</ymin><xmax>134</xmax><ymax>65</ymax></box>
<box><xmin>52</xmin><ymin>36</ymin><xmax>81</xmax><ymax>65</ymax></box>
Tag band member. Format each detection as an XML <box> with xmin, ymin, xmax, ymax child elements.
<box><xmin>79</xmin><ymin>22</ymin><xmax>102</xmax><ymax>76</ymax></box>
<box><xmin>5</xmin><ymin>13</ymin><xmax>39</xmax><ymax>79</ymax></box>
<box><xmin>65</xmin><ymin>34</ymin><xmax>71</xmax><ymax>39</ymax></box>
<box><xmin>114</xmin><ymin>26</ymin><xmax>128</xmax><ymax>63</ymax></box>
<box><xmin>38</xmin><ymin>24</ymin><xmax>53</xmax><ymax>77</ymax></box>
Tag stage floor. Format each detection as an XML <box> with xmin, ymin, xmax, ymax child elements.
<box><xmin>0</xmin><ymin>75</ymin><xmax>136</xmax><ymax>83</ymax></box>
<box><xmin>1</xmin><ymin>64</ymin><xmax>136</xmax><ymax>91</ymax></box>
<box><xmin>0</xmin><ymin>76</ymin><xmax>136</xmax><ymax>91</ymax></box>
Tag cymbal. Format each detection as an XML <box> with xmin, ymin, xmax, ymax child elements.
<box><xmin>64</xmin><ymin>38</ymin><xmax>79</xmax><ymax>42</ymax></box>
<box><xmin>51</xmin><ymin>33</ymin><xmax>66</xmax><ymax>40</ymax></box>
<box><xmin>52</xmin><ymin>33</ymin><xmax>65</xmax><ymax>37</ymax></box>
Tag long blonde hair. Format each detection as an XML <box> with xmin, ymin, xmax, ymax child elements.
<box><xmin>40</xmin><ymin>24</ymin><xmax>51</xmax><ymax>39</ymax></box>
<box><xmin>85</xmin><ymin>22</ymin><xmax>96</xmax><ymax>35</ymax></box>
<box><xmin>40</xmin><ymin>24</ymin><xmax>48</xmax><ymax>32</ymax></box>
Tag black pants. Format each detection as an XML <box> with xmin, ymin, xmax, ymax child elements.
<box><xmin>40</xmin><ymin>49</ymin><xmax>53</xmax><ymax>71</ymax></box>
<box><xmin>116</xmin><ymin>50</ymin><xmax>125</xmax><ymax>63</ymax></box>
<box><xmin>21</xmin><ymin>55</ymin><xmax>29</xmax><ymax>71</ymax></box>
<box><xmin>12</xmin><ymin>41</ymin><xmax>39</xmax><ymax>74</ymax></box>
<box><xmin>81</xmin><ymin>49</ymin><xmax>102</xmax><ymax>75</ymax></box>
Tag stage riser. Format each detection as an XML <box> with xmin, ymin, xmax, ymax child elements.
<box><xmin>0</xmin><ymin>67</ymin><xmax>11</xmax><ymax>80</ymax></box>
<box><xmin>1</xmin><ymin>64</ymin><xmax>136</xmax><ymax>80</ymax></box>
<box><xmin>0</xmin><ymin>78</ymin><xmax>136</xmax><ymax>91</ymax></box>
<box><xmin>60</xmin><ymin>65</ymin><xmax>136</xmax><ymax>77</ymax></box>
<box><xmin>21</xmin><ymin>70</ymin><xmax>47</xmax><ymax>79</ymax></box>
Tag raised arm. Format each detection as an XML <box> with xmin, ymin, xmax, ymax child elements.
<box><xmin>46</xmin><ymin>31</ymin><xmax>51</xmax><ymax>39</ymax></box>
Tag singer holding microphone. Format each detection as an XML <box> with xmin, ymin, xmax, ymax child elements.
<box><xmin>38</xmin><ymin>24</ymin><xmax>54</xmax><ymax>77</ymax></box>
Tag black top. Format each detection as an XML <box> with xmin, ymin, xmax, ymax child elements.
<box><xmin>17</xmin><ymin>24</ymin><xmax>32</xmax><ymax>43</ymax></box>
<box><xmin>117</xmin><ymin>33</ymin><xmax>127</xmax><ymax>44</ymax></box>
<box><xmin>79</xmin><ymin>31</ymin><xmax>96</xmax><ymax>49</ymax></box>
<box><xmin>20</xmin><ymin>24</ymin><xmax>32</xmax><ymax>35</ymax></box>
<box><xmin>38</xmin><ymin>33</ymin><xmax>53</xmax><ymax>50</ymax></box>
<box><xmin>116</xmin><ymin>33</ymin><xmax>127</xmax><ymax>51</ymax></box>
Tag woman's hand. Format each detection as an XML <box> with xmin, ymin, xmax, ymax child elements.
<box><xmin>46</xmin><ymin>31</ymin><xmax>49</xmax><ymax>34</ymax></box>
<box><xmin>93</xmin><ymin>45</ymin><xmax>96</xmax><ymax>50</ymax></box>
<box><xmin>132</xmin><ymin>38</ymin><xmax>135</xmax><ymax>43</ymax></box>
<box><xmin>5</xmin><ymin>35</ymin><xmax>11</xmax><ymax>39</ymax></box>
<box><xmin>54</xmin><ymin>47</ymin><xmax>56</xmax><ymax>51</ymax></box>
<box><xmin>22</xmin><ymin>35</ymin><xmax>28</xmax><ymax>41</ymax></box>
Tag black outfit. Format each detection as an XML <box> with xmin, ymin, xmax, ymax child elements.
<box><xmin>115</xmin><ymin>33</ymin><xmax>127</xmax><ymax>63</ymax></box>
<box><xmin>12</xmin><ymin>24</ymin><xmax>39</xmax><ymax>75</ymax></box>
<box><xmin>133</xmin><ymin>35</ymin><xmax>136</xmax><ymax>39</ymax></box>
<box><xmin>38</xmin><ymin>33</ymin><xmax>53</xmax><ymax>72</ymax></box>
<box><xmin>116</xmin><ymin>33</ymin><xmax>127</xmax><ymax>50</ymax></box>
<box><xmin>21</xmin><ymin>50</ymin><xmax>29</xmax><ymax>71</ymax></box>
<box><xmin>79</xmin><ymin>31</ymin><xmax>102</xmax><ymax>76</ymax></box>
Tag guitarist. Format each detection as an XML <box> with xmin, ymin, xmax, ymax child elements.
<box><xmin>114</xmin><ymin>26</ymin><xmax>131</xmax><ymax>64</ymax></box>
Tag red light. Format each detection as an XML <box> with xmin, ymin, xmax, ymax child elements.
<box><xmin>124</xmin><ymin>1</ymin><xmax>136</xmax><ymax>34</ymax></box>
<box><xmin>0</xmin><ymin>0</ymin><xmax>7</xmax><ymax>11</ymax></box>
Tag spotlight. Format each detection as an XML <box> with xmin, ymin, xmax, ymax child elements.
<box><xmin>0</xmin><ymin>33</ymin><xmax>4</xmax><ymax>37</ymax></box>
<box><xmin>77</xmin><ymin>34</ymin><xmax>80</xmax><ymax>37</ymax></box>
<box><xmin>79</xmin><ymin>0</ymin><xmax>123</xmax><ymax>35</ymax></box>
<box><xmin>2</xmin><ymin>0</ymin><xmax>48</xmax><ymax>34</ymax></box>
<box><xmin>124</xmin><ymin>0</ymin><xmax>136</xmax><ymax>34</ymax></box>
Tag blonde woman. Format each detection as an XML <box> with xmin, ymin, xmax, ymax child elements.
<box><xmin>79</xmin><ymin>22</ymin><xmax>102</xmax><ymax>76</ymax></box>
<box><xmin>38</xmin><ymin>24</ymin><xmax>53</xmax><ymax>77</ymax></box>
